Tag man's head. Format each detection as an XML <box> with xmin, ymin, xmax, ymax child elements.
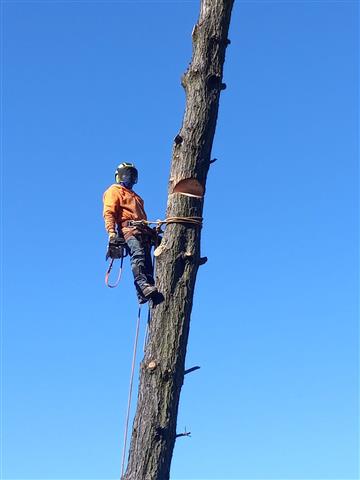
<box><xmin>115</xmin><ymin>162</ymin><xmax>138</xmax><ymax>189</ymax></box>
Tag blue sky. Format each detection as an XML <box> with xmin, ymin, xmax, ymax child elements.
<box><xmin>1</xmin><ymin>1</ymin><xmax>358</xmax><ymax>479</ymax></box>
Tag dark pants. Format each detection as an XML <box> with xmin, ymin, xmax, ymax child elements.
<box><xmin>126</xmin><ymin>235</ymin><xmax>154</xmax><ymax>298</ymax></box>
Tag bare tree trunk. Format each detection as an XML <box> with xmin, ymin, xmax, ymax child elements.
<box><xmin>124</xmin><ymin>1</ymin><xmax>234</xmax><ymax>478</ymax></box>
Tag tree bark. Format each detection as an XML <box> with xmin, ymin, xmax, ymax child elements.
<box><xmin>124</xmin><ymin>1</ymin><xmax>234</xmax><ymax>479</ymax></box>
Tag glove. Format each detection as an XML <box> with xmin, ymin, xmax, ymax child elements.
<box><xmin>106</xmin><ymin>233</ymin><xmax>127</xmax><ymax>260</ymax></box>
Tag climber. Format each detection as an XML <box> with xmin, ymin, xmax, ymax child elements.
<box><xmin>103</xmin><ymin>162</ymin><xmax>160</xmax><ymax>303</ymax></box>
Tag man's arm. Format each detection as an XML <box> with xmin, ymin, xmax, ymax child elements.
<box><xmin>103</xmin><ymin>187</ymin><xmax>119</xmax><ymax>238</ymax></box>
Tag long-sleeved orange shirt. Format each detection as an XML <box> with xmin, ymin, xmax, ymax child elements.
<box><xmin>103</xmin><ymin>184</ymin><xmax>147</xmax><ymax>240</ymax></box>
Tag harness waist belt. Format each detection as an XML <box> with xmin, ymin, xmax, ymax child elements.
<box><xmin>122</xmin><ymin>220</ymin><xmax>147</xmax><ymax>228</ymax></box>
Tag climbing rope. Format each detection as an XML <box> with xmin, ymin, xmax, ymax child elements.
<box><xmin>120</xmin><ymin>305</ymin><xmax>142</xmax><ymax>479</ymax></box>
<box><xmin>142</xmin><ymin>244</ymin><xmax>158</xmax><ymax>353</ymax></box>
<box><xmin>142</xmin><ymin>308</ymin><xmax>151</xmax><ymax>354</ymax></box>
<box><xmin>158</xmin><ymin>216</ymin><xmax>203</xmax><ymax>227</ymax></box>
<box><xmin>128</xmin><ymin>216</ymin><xmax>203</xmax><ymax>230</ymax></box>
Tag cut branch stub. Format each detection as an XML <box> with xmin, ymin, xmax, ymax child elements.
<box><xmin>147</xmin><ymin>360</ymin><xmax>157</xmax><ymax>371</ymax></box>
<box><xmin>175</xmin><ymin>430</ymin><xmax>191</xmax><ymax>439</ymax></box>
<box><xmin>198</xmin><ymin>257</ymin><xmax>207</xmax><ymax>266</ymax></box>
<box><xmin>184</xmin><ymin>366</ymin><xmax>201</xmax><ymax>375</ymax></box>
<box><xmin>174</xmin><ymin>134</ymin><xmax>183</xmax><ymax>145</ymax></box>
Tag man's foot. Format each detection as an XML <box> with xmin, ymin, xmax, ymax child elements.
<box><xmin>142</xmin><ymin>284</ymin><xmax>158</xmax><ymax>299</ymax></box>
<box><xmin>137</xmin><ymin>294</ymin><xmax>148</xmax><ymax>305</ymax></box>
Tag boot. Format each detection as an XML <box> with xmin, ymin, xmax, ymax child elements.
<box><xmin>142</xmin><ymin>284</ymin><xmax>158</xmax><ymax>299</ymax></box>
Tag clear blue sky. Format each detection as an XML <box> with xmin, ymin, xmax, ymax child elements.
<box><xmin>1</xmin><ymin>1</ymin><xmax>358</xmax><ymax>479</ymax></box>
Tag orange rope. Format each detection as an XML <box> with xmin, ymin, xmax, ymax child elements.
<box><xmin>105</xmin><ymin>256</ymin><xmax>124</xmax><ymax>288</ymax></box>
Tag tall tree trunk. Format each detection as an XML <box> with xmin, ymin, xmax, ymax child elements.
<box><xmin>124</xmin><ymin>1</ymin><xmax>234</xmax><ymax>478</ymax></box>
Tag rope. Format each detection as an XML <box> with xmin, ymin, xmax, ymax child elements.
<box><xmin>120</xmin><ymin>305</ymin><xmax>142</xmax><ymax>479</ymax></box>
<box><xmin>129</xmin><ymin>216</ymin><xmax>203</xmax><ymax>230</ymax></box>
<box><xmin>142</xmin><ymin>308</ymin><xmax>151</xmax><ymax>354</ymax></box>
<box><xmin>142</xmin><ymin>243</ymin><xmax>158</xmax><ymax>353</ymax></box>
<box><xmin>105</xmin><ymin>256</ymin><xmax>124</xmax><ymax>288</ymax></box>
<box><xmin>119</xmin><ymin>242</ymin><xmax>155</xmax><ymax>476</ymax></box>
<box><xmin>160</xmin><ymin>216</ymin><xmax>203</xmax><ymax>227</ymax></box>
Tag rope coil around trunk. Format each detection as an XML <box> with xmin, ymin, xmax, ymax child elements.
<box><xmin>158</xmin><ymin>216</ymin><xmax>203</xmax><ymax>227</ymax></box>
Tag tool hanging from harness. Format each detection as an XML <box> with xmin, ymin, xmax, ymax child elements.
<box><xmin>105</xmin><ymin>236</ymin><xmax>129</xmax><ymax>288</ymax></box>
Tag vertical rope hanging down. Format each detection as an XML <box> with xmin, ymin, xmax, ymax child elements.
<box><xmin>142</xmin><ymin>308</ymin><xmax>151</xmax><ymax>353</ymax></box>
<box><xmin>120</xmin><ymin>306</ymin><xmax>142</xmax><ymax>479</ymax></box>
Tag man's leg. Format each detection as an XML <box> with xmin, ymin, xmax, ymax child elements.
<box><xmin>143</xmin><ymin>241</ymin><xmax>155</xmax><ymax>285</ymax></box>
<box><xmin>126</xmin><ymin>235</ymin><xmax>156</xmax><ymax>301</ymax></box>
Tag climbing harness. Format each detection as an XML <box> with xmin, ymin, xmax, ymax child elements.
<box><xmin>120</xmin><ymin>305</ymin><xmax>142</xmax><ymax>480</ymax></box>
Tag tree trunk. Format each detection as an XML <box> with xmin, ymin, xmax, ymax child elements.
<box><xmin>124</xmin><ymin>1</ymin><xmax>234</xmax><ymax>478</ymax></box>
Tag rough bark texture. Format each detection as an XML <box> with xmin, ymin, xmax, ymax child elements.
<box><xmin>124</xmin><ymin>1</ymin><xmax>234</xmax><ymax>479</ymax></box>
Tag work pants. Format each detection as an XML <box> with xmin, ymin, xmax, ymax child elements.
<box><xmin>126</xmin><ymin>235</ymin><xmax>154</xmax><ymax>299</ymax></box>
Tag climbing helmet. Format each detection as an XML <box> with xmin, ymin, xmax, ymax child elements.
<box><xmin>115</xmin><ymin>162</ymin><xmax>138</xmax><ymax>185</ymax></box>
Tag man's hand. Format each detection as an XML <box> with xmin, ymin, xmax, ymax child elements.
<box><xmin>106</xmin><ymin>233</ymin><xmax>127</xmax><ymax>260</ymax></box>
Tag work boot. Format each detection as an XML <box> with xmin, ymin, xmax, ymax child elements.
<box><xmin>137</xmin><ymin>294</ymin><xmax>148</xmax><ymax>305</ymax></box>
<box><xmin>142</xmin><ymin>284</ymin><xmax>158</xmax><ymax>299</ymax></box>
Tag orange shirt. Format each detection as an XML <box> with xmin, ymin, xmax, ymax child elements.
<box><xmin>103</xmin><ymin>184</ymin><xmax>147</xmax><ymax>240</ymax></box>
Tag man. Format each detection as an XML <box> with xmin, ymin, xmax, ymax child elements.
<box><xmin>103</xmin><ymin>162</ymin><xmax>160</xmax><ymax>303</ymax></box>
